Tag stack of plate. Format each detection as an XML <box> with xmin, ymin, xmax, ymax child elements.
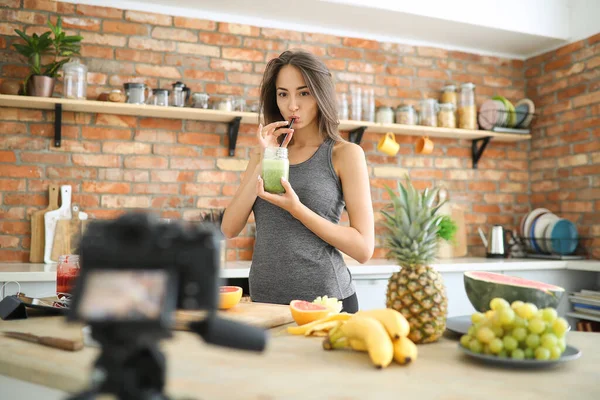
<box><xmin>519</xmin><ymin>208</ymin><xmax>579</xmax><ymax>255</ymax></box>
<box><xmin>478</xmin><ymin>96</ymin><xmax>535</xmax><ymax>130</ymax></box>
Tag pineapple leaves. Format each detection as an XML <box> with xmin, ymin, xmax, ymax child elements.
<box><xmin>380</xmin><ymin>174</ymin><xmax>453</xmax><ymax>266</ymax></box>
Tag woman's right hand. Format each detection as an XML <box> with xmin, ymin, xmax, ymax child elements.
<box><xmin>257</xmin><ymin>121</ymin><xmax>294</xmax><ymax>151</ymax></box>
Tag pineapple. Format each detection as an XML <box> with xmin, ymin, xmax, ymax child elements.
<box><xmin>381</xmin><ymin>175</ymin><xmax>449</xmax><ymax>344</ymax></box>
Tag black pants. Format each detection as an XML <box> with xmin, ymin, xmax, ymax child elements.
<box><xmin>342</xmin><ymin>292</ymin><xmax>359</xmax><ymax>313</ymax></box>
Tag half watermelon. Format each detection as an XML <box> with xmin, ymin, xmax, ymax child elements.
<box><xmin>464</xmin><ymin>271</ymin><xmax>565</xmax><ymax>312</ymax></box>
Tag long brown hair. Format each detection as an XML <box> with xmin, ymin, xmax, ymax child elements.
<box><xmin>259</xmin><ymin>49</ymin><xmax>344</xmax><ymax>143</ymax></box>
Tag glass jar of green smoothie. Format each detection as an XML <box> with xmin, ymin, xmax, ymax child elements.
<box><xmin>262</xmin><ymin>147</ymin><xmax>289</xmax><ymax>194</ymax></box>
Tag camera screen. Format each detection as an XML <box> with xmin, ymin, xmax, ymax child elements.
<box><xmin>77</xmin><ymin>270</ymin><xmax>168</xmax><ymax>321</ymax></box>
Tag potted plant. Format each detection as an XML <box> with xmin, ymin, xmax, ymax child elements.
<box><xmin>12</xmin><ymin>16</ymin><xmax>83</xmax><ymax>97</ymax></box>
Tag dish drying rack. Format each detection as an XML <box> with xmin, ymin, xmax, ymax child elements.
<box><xmin>477</xmin><ymin>109</ymin><xmax>536</xmax><ymax>135</ymax></box>
<box><xmin>509</xmin><ymin>234</ymin><xmax>589</xmax><ymax>260</ymax></box>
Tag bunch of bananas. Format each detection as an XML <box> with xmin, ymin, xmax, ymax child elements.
<box><xmin>287</xmin><ymin>308</ymin><xmax>418</xmax><ymax>369</ymax></box>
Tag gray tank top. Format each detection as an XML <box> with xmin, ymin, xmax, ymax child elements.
<box><xmin>249</xmin><ymin>138</ymin><xmax>355</xmax><ymax>304</ymax></box>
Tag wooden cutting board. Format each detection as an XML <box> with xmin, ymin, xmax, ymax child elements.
<box><xmin>51</xmin><ymin>206</ymin><xmax>90</xmax><ymax>260</ymax></box>
<box><xmin>451</xmin><ymin>204</ymin><xmax>467</xmax><ymax>257</ymax></box>
<box><xmin>44</xmin><ymin>185</ymin><xmax>72</xmax><ymax>264</ymax></box>
<box><xmin>174</xmin><ymin>302</ymin><xmax>294</xmax><ymax>331</ymax></box>
<box><xmin>30</xmin><ymin>184</ymin><xmax>59</xmax><ymax>263</ymax></box>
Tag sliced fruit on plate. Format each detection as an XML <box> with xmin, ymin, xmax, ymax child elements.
<box><xmin>289</xmin><ymin>299</ymin><xmax>332</xmax><ymax>326</ymax></box>
<box><xmin>219</xmin><ymin>286</ymin><xmax>243</xmax><ymax>310</ymax></box>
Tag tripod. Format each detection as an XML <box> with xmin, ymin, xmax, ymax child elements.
<box><xmin>67</xmin><ymin>339</ymin><xmax>169</xmax><ymax>400</ymax></box>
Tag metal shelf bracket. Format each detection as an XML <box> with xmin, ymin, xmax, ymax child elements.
<box><xmin>54</xmin><ymin>103</ymin><xmax>62</xmax><ymax>147</ymax></box>
<box><xmin>471</xmin><ymin>136</ymin><xmax>491</xmax><ymax>169</ymax></box>
<box><xmin>349</xmin><ymin>126</ymin><xmax>367</xmax><ymax>145</ymax></box>
<box><xmin>227</xmin><ymin>116</ymin><xmax>242</xmax><ymax>157</ymax></box>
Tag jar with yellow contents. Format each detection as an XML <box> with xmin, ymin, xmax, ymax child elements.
<box><xmin>438</xmin><ymin>103</ymin><xmax>456</xmax><ymax>128</ymax></box>
<box><xmin>458</xmin><ymin>83</ymin><xmax>477</xmax><ymax>130</ymax></box>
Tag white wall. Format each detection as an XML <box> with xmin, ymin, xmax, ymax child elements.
<box><xmin>568</xmin><ymin>0</ymin><xmax>600</xmax><ymax>41</ymax></box>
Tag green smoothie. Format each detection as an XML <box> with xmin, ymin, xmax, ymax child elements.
<box><xmin>262</xmin><ymin>158</ymin><xmax>289</xmax><ymax>194</ymax></box>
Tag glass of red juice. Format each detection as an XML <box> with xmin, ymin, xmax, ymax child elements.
<box><xmin>56</xmin><ymin>254</ymin><xmax>80</xmax><ymax>298</ymax></box>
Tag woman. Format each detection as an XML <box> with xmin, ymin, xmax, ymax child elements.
<box><xmin>221</xmin><ymin>50</ymin><xmax>374</xmax><ymax>313</ymax></box>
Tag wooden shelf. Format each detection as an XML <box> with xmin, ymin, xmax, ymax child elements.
<box><xmin>0</xmin><ymin>94</ymin><xmax>260</xmax><ymax>124</ymax></box>
<box><xmin>0</xmin><ymin>94</ymin><xmax>531</xmax><ymax>166</ymax></box>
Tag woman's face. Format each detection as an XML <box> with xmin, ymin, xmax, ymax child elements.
<box><xmin>275</xmin><ymin>65</ymin><xmax>318</xmax><ymax>131</ymax></box>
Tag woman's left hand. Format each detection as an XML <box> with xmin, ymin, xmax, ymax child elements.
<box><xmin>256</xmin><ymin>175</ymin><xmax>301</xmax><ymax>216</ymax></box>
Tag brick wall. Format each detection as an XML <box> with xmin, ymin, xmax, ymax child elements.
<box><xmin>525</xmin><ymin>35</ymin><xmax>600</xmax><ymax>259</ymax></box>
<box><xmin>0</xmin><ymin>0</ymin><xmax>593</xmax><ymax>263</ymax></box>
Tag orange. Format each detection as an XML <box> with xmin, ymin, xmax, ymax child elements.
<box><xmin>289</xmin><ymin>300</ymin><xmax>331</xmax><ymax>326</ymax></box>
<box><xmin>219</xmin><ymin>286</ymin><xmax>243</xmax><ymax>310</ymax></box>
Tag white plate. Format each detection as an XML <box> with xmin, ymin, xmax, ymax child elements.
<box><xmin>522</xmin><ymin>208</ymin><xmax>550</xmax><ymax>249</ymax></box>
<box><xmin>544</xmin><ymin>218</ymin><xmax>560</xmax><ymax>254</ymax></box>
<box><xmin>459</xmin><ymin>344</ymin><xmax>582</xmax><ymax>369</ymax></box>
<box><xmin>534</xmin><ymin>213</ymin><xmax>558</xmax><ymax>253</ymax></box>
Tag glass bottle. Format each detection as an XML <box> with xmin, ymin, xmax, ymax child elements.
<box><xmin>458</xmin><ymin>83</ymin><xmax>477</xmax><ymax>130</ymax></box>
<box><xmin>438</xmin><ymin>103</ymin><xmax>457</xmax><ymax>128</ymax></box>
<box><xmin>56</xmin><ymin>254</ymin><xmax>80</xmax><ymax>298</ymax></box>
<box><xmin>262</xmin><ymin>147</ymin><xmax>289</xmax><ymax>194</ymax></box>
<box><xmin>362</xmin><ymin>88</ymin><xmax>375</xmax><ymax>122</ymax></box>
<box><xmin>62</xmin><ymin>59</ymin><xmax>88</xmax><ymax>100</ymax></box>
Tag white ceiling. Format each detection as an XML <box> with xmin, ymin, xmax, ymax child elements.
<box><xmin>66</xmin><ymin>0</ymin><xmax>600</xmax><ymax>59</ymax></box>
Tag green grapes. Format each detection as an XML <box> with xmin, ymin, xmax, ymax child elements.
<box><xmin>471</xmin><ymin>312</ymin><xmax>485</xmax><ymax>324</ymax></box>
<box><xmin>552</xmin><ymin>318</ymin><xmax>569</xmax><ymax>337</ymax></box>
<box><xmin>503</xmin><ymin>336</ymin><xmax>518</xmax><ymax>352</ymax></box>
<box><xmin>512</xmin><ymin>327</ymin><xmax>527</xmax><ymax>342</ymax></box>
<box><xmin>541</xmin><ymin>308</ymin><xmax>558</xmax><ymax>323</ymax></box>
<box><xmin>541</xmin><ymin>333</ymin><xmax>558</xmax><ymax>350</ymax></box>
<box><xmin>511</xmin><ymin>348</ymin><xmax>525</xmax><ymax>360</ymax></box>
<box><xmin>460</xmin><ymin>335</ymin><xmax>472</xmax><ymax>347</ymax></box>
<box><xmin>476</xmin><ymin>327</ymin><xmax>495</xmax><ymax>344</ymax></box>
<box><xmin>489</xmin><ymin>338</ymin><xmax>504</xmax><ymax>354</ymax></box>
<box><xmin>459</xmin><ymin>298</ymin><xmax>570</xmax><ymax>361</ymax></box>
<box><xmin>490</xmin><ymin>298</ymin><xmax>510</xmax><ymax>311</ymax></box>
<box><xmin>529</xmin><ymin>318</ymin><xmax>546</xmax><ymax>334</ymax></box>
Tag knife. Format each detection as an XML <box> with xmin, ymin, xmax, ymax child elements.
<box><xmin>2</xmin><ymin>331</ymin><xmax>83</xmax><ymax>351</ymax></box>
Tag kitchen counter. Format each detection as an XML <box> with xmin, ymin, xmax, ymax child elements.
<box><xmin>0</xmin><ymin>316</ymin><xmax>598</xmax><ymax>399</ymax></box>
<box><xmin>2</xmin><ymin>257</ymin><xmax>599</xmax><ymax>282</ymax></box>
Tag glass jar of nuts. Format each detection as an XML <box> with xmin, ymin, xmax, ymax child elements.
<box><xmin>438</xmin><ymin>102</ymin><xmax>456</xmax><ymax>128</ymax></box>
<box><xmin>395</xmin><ymin>104</ymin><xmax>418</xmax><ymax>125</ymax></box>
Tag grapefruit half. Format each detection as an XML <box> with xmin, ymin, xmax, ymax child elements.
<box><xmin>289</xmin><ymin>300</ymin><xmax>331</xmax><ymax>326</ymax></box>
<box><xmin>219</xmin><ymin>286</ymin><xmax>243</xmax><ymax>310</ymax></box>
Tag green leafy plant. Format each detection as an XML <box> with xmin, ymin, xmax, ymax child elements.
<box><xmin>437</xmin><ymin>215</ymin><xmax>458</xmax><ymax>243</ymax></box>
<box><xmin>12</xmin><ymin>17</ymin><xmax>83</xmax><ymax>89</ymax></box>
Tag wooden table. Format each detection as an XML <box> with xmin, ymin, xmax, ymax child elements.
<box><xmin>0</xmin><ymin>316</ymin><xmax>598</xmax><ymax>400</ymax></box>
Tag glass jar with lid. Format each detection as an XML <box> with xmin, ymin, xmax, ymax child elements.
<box><xmin>262</xmin><ymin>147</ymin><xmax>289</xmax><ymax>194</ymax></box>
<box><xmin>192</xmin><ymin>92</ymin><xmax>209</xmax><ymax>109</ymax></box>
<box><xmin>458</xmin><ymin>82</ymin><xmax>477</xmax><ymax>130</ymax></box>
<box><xmin>438</xmin><ymin>103</ymin><xmax>456</xmax><ymax>128</ymax></box>
<box><xmin>395</xmin><ymin>104</ymin><xmax>418</xmax><ymax>125</ymax></box>
<box><xmin>419</xmin><ymin>99</ymin><xmax>439</xmax><ymax>127</ymax></box>
<box><xmin>62</xmin><ymin>59</ymin><xmax>87</xmax><ymax>99</ymax></box>
<box><xmin>124</xmin><ymin>83</ymin><xmax>148</xmax><ymax>104</ymax></box>
<box><xmin>440</xmin><ymin>84</ymin><xmax>457</xmax><ymax>108</ymax></box>
<box><xmin>210</xmin><ymin>94</ymin><xmax>233</xmax><ymax>111</ymax></box>
<box><xmin>375</xmin><ymin>106</ymin><xmax>394</xmax><ymax>124</ymax></box>
<box><xmin>147</xmin><ymin>88</ymin><xmax>170</xmax><ymax>107</ymax></box>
